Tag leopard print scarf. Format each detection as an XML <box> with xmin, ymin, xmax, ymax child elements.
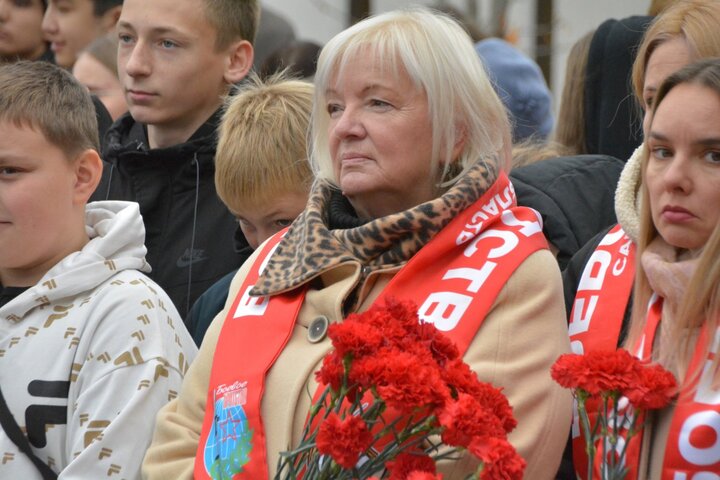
<box><xmin>251</xmin><ymin>160</ymin><xmax>499</xmax><ymax>296</ymax></box>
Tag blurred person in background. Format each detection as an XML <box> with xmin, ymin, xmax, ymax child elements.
<box><xmin>72</xmin><ymin>33</ymin><xmax>126</xmax><ymax>120</ymax></box>
<box><xmin>0</xmin><ymin>0</ymin><xmax>50</xmax><ymax>63</ymax></box>
<box><xmin>42</xmin><ymin>0</ymin><xmax>121</xmax><ymax>68</ymax></box>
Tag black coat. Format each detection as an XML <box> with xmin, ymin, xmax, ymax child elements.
<box><xmin>584</xmin><ymin>16</ymin><xmax>653</xmax><ymax>161</ymax></box>
<box><xmin>91</xmin><ymin>111</ymin><xmax>243</xmax><ymax>318</ymax></box>
<box><xmin>510</xmin><ymin>154</ymin><xmax>625</xmax><ymax>270</ymax></box>
<box><xmin>186</xmin><ymin>228</ymin><xmax>253</xmax><ymax>346</ymax></box>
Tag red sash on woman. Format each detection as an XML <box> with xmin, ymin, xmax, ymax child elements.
<box><xmin>194</xmin><ymin>173</ymin><xmax>550</xmax><ymax>479</ymax></box>
<box><xmin>568</xmin><ymin>225</ymin><xmax>636</xmax><ymax>479</ymax></box>
<box><xmin>595</xmin><ymin>295</ymin><xmax>720</xmax><ymax>479</ymax></box>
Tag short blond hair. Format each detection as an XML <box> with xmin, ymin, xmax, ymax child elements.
<box><xmin>204</xmin><ymin>0</ymin><xmax>260</xmax><ymax>50</ymax></box>
<box><xmin>0</xmin><ymin>60</ymin><xmax>98</xmax><ymax>157</ymax></box>
<box><xmin>311</xmin><ymin>7</ymin><xmax>510</xmax><ymax>187</ymax></box>
<box><xmin>215</xmin><ymin>72</ymin><xmax>314</xmax><ymax>212</ymax></box>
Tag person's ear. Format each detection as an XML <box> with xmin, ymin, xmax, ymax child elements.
<box><xmin>100</xmin><ymin>5</ymin><xmax>122</xmax><ymax>32</ymax></box>
<box><xmin>451</xmin><ymin>125</ymin><xmax>467</xmax><ymax>163</ymax></box>
<box><xmin>224</xmin><ymin>40</ymin><xmax>254</xmax><ymax>85</ymax></box>
<box><xmin>73</xmin><ymin>149</ymin><xmax>103</xmax><ymax>205</ymax></box>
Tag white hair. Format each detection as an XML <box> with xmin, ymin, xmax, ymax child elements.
<box><xmin>310</xmin><ymin>7</ymin><xmax>511</xmax><ymax>186</ymax></box>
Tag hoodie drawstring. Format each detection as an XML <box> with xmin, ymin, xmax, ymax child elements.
<box><xmin>104</xmin><ymin>163</ymin><xmax>115</xmax><ymax>201</ymax></box>
<box><xmin>186</xmin><ymin>153</ymin><xmax>201</xmax><ymax>315</ymax></box>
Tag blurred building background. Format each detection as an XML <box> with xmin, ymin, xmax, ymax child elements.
<box><xmin>260</xmin><ymin>0</ymin><xmax>651</xmax><ymax>112</ymax></box>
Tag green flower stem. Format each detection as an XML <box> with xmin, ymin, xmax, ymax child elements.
<box><xmin>608</xmin><ymin>392</ymin><xmax>620</xmax><ymax>479</ymax></box>
<box><xmin>576</xmin><ymin>391</ymin><xmax>595</xmax><ymax>480</ymax></box>
<box><xmin>615</xmin><ymin>407</ymin><xmax>642</xmax><ymax>480</ymax></box>
<box><xmin>601</xmin><ymin>395</ymin><xmax>610</xmax><ymax>480</ymax></box>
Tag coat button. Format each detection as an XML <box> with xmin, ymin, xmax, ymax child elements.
<box><xmin>308</xmin><ymin>315</ymin><xmax>329</xmax><ymax>343</ymax></box>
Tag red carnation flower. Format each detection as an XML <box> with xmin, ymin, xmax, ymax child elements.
<box><xmin>379</xmin><ymin>298</ymin><xmax>422</xmax><ymax>331</ymax></box>
<box><xmin>623</xmin><ymin>363</ymin><xmax>677</xmax><ymax>409</ymax></box>
<box><xmin>285</xmin><ymin>299</ymin><xmax>519</xmax><ymax>478</ymax></box>
<box><xmin>551</xmin><ymin>350</ymin><xmax>641</xmax><ymax>396</ymax></box>
<box><xmin>442</xmin><ymin>359</ymin><xmax>517</xmax><ymax>433</ymax></box>
<box><xmin>438</xmin><ymin>393</ymin><xmax>507</xmax><ymax>447</ymax></box>
<box><xmin>372</xmin><ymin>350</ymin><xmax>450</xmax><ymax>412</ymax></box>
<box><xmin>345</xmin><ymin>299</ymin><xmax>419</xmax><ymax>346</ymax></box>
<box><xmin>468</xmin><ymin>437</ymin><xmax>526</xmax><ymax>480</ymax></box>
<box><xmin>407</xmin><ymin>472</ymin><xmax>444</xmax><ymax>480</ymax></box>
<box><xmin>328</xmin><ymin>320</ymin><xmax>384</xmax><ymax>358</ymax></box>
<box><xmin>316</xmin><ymin>412</ymin><xmax>372</xmax><ymax>469</ymax></box>
<box><xmin>400</xmin><ymin>321</ymin><xmax>459</xmax><ymax>367</ymax></box>
<box><xmin>387</xmin><ymin>452</ymin><xmax>437</xmax><ymax>480</ymax></box>
<box><xmin>348</xmin><ymin>353</ymin><xmax>385</xmax><ymax>389</ymax></box>
<box><xmin>315</xmin><ymin>350</ymin><xmax>344</xmax><ymax>391</ymax></box>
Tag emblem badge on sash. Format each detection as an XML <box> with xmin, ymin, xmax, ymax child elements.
<box><xmin>203</xmin><ymin>381</ymin><xmax>254</xmax><ymax>477</ymax></box>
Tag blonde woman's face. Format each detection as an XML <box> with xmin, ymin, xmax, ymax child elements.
<box><xmin>325</xmin><ymin>49</ymin><xmax>436</xmax><ymax>220</ymax></box>
<box><xmin>646</xmin><ymin>82</ymin><xmax>720</xmax><ymax>251</ymax></box>
<box><xmin>642</xmin><ymin>37</ymin><xmax>692</xmax><ymax>133</ymax></box>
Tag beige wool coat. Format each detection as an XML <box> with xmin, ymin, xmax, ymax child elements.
<box><xmin>142</xmin><ymin>250</ymin><xmax>571</xmax><ymax>479</ymax></box>
<box><xmin>143</xmin><ymin>165</ymin><xmax>572</xmax><ymax>479</ymax></box>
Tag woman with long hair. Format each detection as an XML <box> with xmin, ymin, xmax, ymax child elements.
<box><xmin>621</xmin><ymin>58</ymin><xmax>720</xmax><ymax>477</ymax></box>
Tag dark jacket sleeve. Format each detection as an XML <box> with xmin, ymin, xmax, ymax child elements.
<box><xmin>511</xmin><ymin>155</ymin><xmax>624</xmax><ymax>270</ymax></box>
<box><xmin>186</xmin><ymin>269</ymin><xmax>238</xmax><ymax>346</ymax></box>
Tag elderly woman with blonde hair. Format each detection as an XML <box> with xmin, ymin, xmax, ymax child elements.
<box><xmin>143</xmin><ymin>8</ymin><xmax>571</xmax><ymax>479</ymax></box>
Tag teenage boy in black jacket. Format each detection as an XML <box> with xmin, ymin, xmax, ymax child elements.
<box><xmin>91</xmin><ymin>0</ymin><xmax>258</xmax><ymax>317</ymax></box>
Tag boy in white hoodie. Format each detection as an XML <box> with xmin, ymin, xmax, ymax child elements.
<box><xmin>0</xmin><ymin>60</ymin><xmax>197</xmax><ymax>479</ymax></box>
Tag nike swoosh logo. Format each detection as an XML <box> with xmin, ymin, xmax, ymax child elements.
<box><xmin>176</xmin><ymin>250</ymin><xmax>207</xmax><ymax>268</ymax></box>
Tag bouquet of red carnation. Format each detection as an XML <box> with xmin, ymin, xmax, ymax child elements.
<box><xmin>550</xmin><ymin>349</ymin><xmax>677</xmax><ymax>480</ymax></box>
<box><xmin>274</xmin><ymin>298</ymin><xmax>525</xmax><ymax>480</ymax></box>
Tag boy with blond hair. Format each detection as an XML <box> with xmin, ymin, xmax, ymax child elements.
<box><xmin>0</xmin><ymin>61</ymin><xmax>196</xmax><ymax>478</ymax></box>
<box><xmin>185</xmin><ymin>72</ymin><xmax>314</xmax><ymax>345</ymax></box>
<box><xmin>92</xmin><ymin>0</ymin><xmax>258</xmax><ymax>317</ymax></box>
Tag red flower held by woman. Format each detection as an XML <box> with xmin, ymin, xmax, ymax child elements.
<box><xmin>442</xmin><ymin>359</ymin><xmax>517</xmax><ymax>433</ymax></box>
<box><xmin>550</xmin><ymin>349</ymin><xmax>677</xmax><ymax>480</ymax></box>
<box><xmin>551</xmin><ymin>349</ymin><xmax>677</xmax><ymax>404</ymax></box>
<box><xmin>623</xmin><ymin>363</ymin><xmax>677</xmax><ymax>409</ymax></box>
<box><xmin>372</xmin><ymin>350</ymin><xmax>450</xmax><ymax>412</ymax></box>
<box><xmin>288</xmin><ymin>299</ymin><xmax>525</xmax><ymax>478</ymax></box>
<box><xmin>469</xmin><ymin>437</ymin><xmax>527</xmax><ymax>480</ymax></box>
<box><xmin>551</xmin><ymin>349</ymin><xmax>641</xmax><ymax>395</ymax></box>
<box><xmin>316</xmin><ymin>412</ymin><xmax>373</xmax><ymax>469</ymax></box>
<box><xmin>315</xmin><ymin>351</ymin><xmax>344</xmax><ymax>392</ymax></box>
<box><xmin>406</xmin><ymin>472</ymin><xmax>444</xmax><ymax>480</ymax></box>
<box><xmin>386</xmin><ymin>452</ymin><xmax>437</xmax><ymax>480</ymax></box>
<box><xmin>437</xmin><ymin>393</ymin><xmax>506</xmax><ymax>447</ymax></box>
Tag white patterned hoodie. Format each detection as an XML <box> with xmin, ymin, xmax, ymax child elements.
<box><xmin>0</xmin><ymin>201</ymin><xmax>197</xmax><ymax>479</ymax></box>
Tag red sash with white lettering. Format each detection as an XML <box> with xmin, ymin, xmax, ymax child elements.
<box><xmin>194</xmin><ymin>173</ymin><xmax>549</xmax><ymax>479</ymax></box>
<box><xmin>603</xmin><ymin>295</ymin><xmax>720</xmax><ymax>480</ymax></box>
<box><xmin>568</xmin><ymin>225</ymin><xmax>636</xmax><ymax>479</ymax></box>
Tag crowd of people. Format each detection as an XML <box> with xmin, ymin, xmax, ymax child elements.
<box><xmin>0</xmin><ymin>0</ymin><xmax>719</xmax><ymax>479</ymax></box>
